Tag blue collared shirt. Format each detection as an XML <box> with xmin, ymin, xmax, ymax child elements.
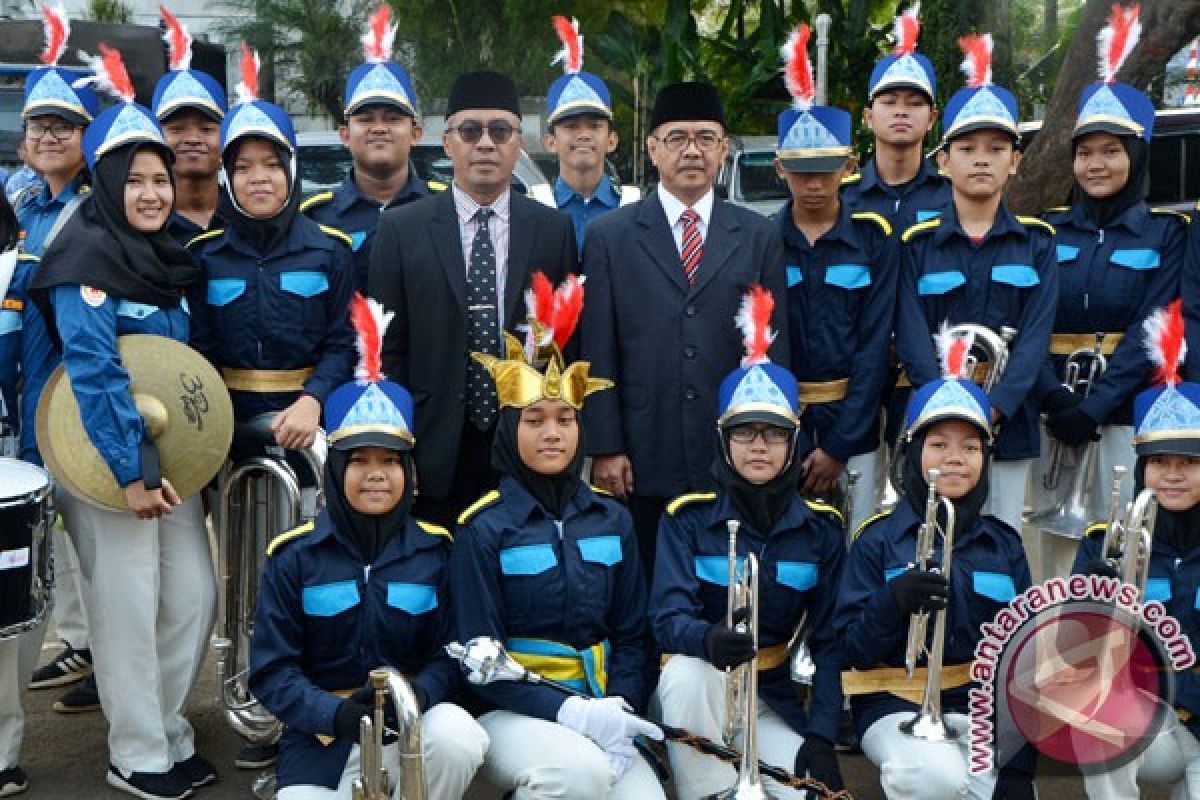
<box><xmin>555</xmin><ymin>174</ymin><xmax>620</xmax><ymax>257</ymax></box>
<box><xmin>16</xmin><ymin>176</ymin><xmax>84</xmax><ymax>257</ymax></box>
<box><xmin>840</xmin><ymin>157</ymin><xmax>950</xmax><ymax>231</ymax></box>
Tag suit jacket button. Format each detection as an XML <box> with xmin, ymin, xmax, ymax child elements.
<box><xmin>685</xmin><ymin>388</ymin><xmax>697</xmax><ymax>400</ymax></box>
<box><xmin>684</xmin><ymin>346</ymin><xmax>696</xmax><ymax>358</ymax></box>
<box><xmin>685</xmin><ymin>304</ymin><xmax>696</xmax><ymax>317</ymax></box>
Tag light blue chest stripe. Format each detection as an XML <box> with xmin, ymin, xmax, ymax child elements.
<box><xmin>207</xmin><ymin>278</ymin><xmax>246</xmax><ymax>306</ymax></box>
<box><xmin>973</xmin><ymin>571</ymin><xmax>1017</xmax><ymax>603</ymax></box>
<box><xmin>776</xmin><ymin>561</ymin><xmax>818</xmax><ymax>591</ymax></box>
<box><xmin>0</xmin><ymin>310</ymin><xmax>22</xmax><ymax>335</ymax></box>
<box><xmin>917</xmin><ymin>271</ymin><xmax>966</xmax><ymax>296</ymax></box>
<box><xmin>825</xmin><ymin>264</ymin><xmax>871</xmax><ymax>290</ymax></box>
<box><xmin>577</xmin><ymin>535</ymin><xmax>623</xmax><ymax>567</ymax></box>
<box><xmin>500</xmin><ymin>543</ymin><xmax>558</xmax><ymax>576</ymax></box>
<box><xmin>916</xmin><ymin>210</ymin><xmax>941</xmax><ymax>223</ymax></box>
<box><xmin>1056</xmin><ymin>245</ymin><xmax>1080</xmax><ymax>263</ymax></box>
<box><xmin>991</xmin><ymin>264</ymin><xmax>1040</xmax><ymax>288</ymax></box>
<box><xmin>386</xmin><ymin>582</ymin><xmax>438</xmax><ymax>614</ymax></box>
<box><xmin>302</xmin><ymin>580</ymin><xmax>360</xmax><ymax>617</ymax></box>
<box><xmin>695</xmin><ymin>555</ymin><xmax>746</xmax><ymax>586</ymax></box>
<box><xmin>1109</xmin><ymin>249</ymin><xmax>1160</xmax><ymax>270</ymax></box>
<box><xmin>116</xmin><ymin>299</ymin><xmax>165</xmax><ymax>320</ymax></box>
<box><xmin>787</xmin><ymin>266</ymin><xmax>804</xmax><ymax>287</ymax></box>
<box><xmin>1145</xmin><ymin>577</ymin><xmax>1171</xmax><ymax>603</ymax></box>
<box><xmin>884</xmin><ymin>566</ymin><xmax>907</xmax><ymax>583</ymax></box>
<box><xmin>280</xmin><ymin>270</ymin><xmax>329</xmax><ymax>297</ymax></box>
<box><xmin>350</xmin><ymin>231</ymin><xmax>368</xmax><ymax>252</ymax></box>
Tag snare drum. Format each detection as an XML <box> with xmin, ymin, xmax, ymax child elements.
<box><xmin>0</xmin><ymin>458</ymin><xmax>54</xmax><ymax>639</ymax></box>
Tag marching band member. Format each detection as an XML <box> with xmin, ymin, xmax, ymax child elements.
<box><xmin>249</xmin><ymin>294</ymin><xmax>488</xmax><ymax>800</ymax></box>
<box><xmin>1037</xmin><ymin>5</ymin><xmax>1185</xmax><ymax>534</ymax></box>
<box><xmin>773</xmin><ymin>23</ymin><xmax>897</xmax><ymax>534</ymax></box>
<box><xmin>449</xmin><ymin>275</ymin><xmax>664</xmax><ymax>799</ymax></box>
<box><xmin>27</xmin><ymin>47</ymin><xmax>216</xmax><ymax>799</ymax></box>
<box><xmin>836</xmin><ymin>328</ymin><xmax>1035</xmax><ymax>800</ymax></box>
<box><xmin>651</xmin><ymin>286</ymin><xmax>846</xmax><ymax>799</ymax></box>
<box><xmin>187</xmin><ymin>45</ymin><xmax>356</xmax><ymax>448</ymax></box>
<box><xmin>543</xmin><ymin>16</ymin><xmax>628</xmax><ymax>254</ymax></box>
<box><xmin>893</xmin><ymin>33</ymin><xmax>1058</xmax><ymax>534</ymax></box>
<box><xmin>301</xmin><ymin>5</ymin><xmax>433</xmax><ymax>291</ymax></box>
<box><xmin>153</xmin><ymin>6</ymin><xmax>228</xmax><ymax>245</ymax></box>
<box><xmin>1072</xmin><ymin>300</ymin><xmax>1200</xmax><ymax>799</ymax></box>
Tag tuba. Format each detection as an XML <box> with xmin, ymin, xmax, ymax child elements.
<box><xmin>352</xmin><ymin>668</ymin><xmax>427</xmax><ymax>800</ymax></box>
<box><xmin>213</xmin><ymin>413</ymin><xmax>327</xmax><ymax>744</ymax></box>
<box><xmin>900</xmin><ymin>468</ymin><xmax>958</xmax><ymax>742</ymax></box>
<box><xmin>1101</xmin><ymin>473</ymin><xmax>1158</xmax><ymax>596</ymax></box>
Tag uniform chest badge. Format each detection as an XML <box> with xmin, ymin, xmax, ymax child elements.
<box><xmin>81</xmin><ymin>286</ymin><xmax>107</xmax><ymax>307</ymax></box>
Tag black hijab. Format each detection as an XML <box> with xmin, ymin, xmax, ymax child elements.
<box><xmin>0</xmin><ymin>189</ymin><xmax>17</xmax><ymax>252</ymax></box>
<box><xmin>899</xmin><ymin>426</ymin><xmax>991</xmax><ymax>535</ymax></box>
<box><xmin>1072</xmin><ymin>135</ymin><xmax>1149</xmax><ymax>230</ymax></box>
<box><xmin>711</xmin><ymin>428</ymin><xmax>805</xmax><ymax>536</ymax></box>
<box><xmin>1133</xmin><ymin>457</ymin><xmax>1200</xmax><ymax>557</ymax></box>
<box><xmin>219</xmin><ymin>136</ymin><xmax>301</xmax><ymax>256</ymax></box>
<box><xmin>323</xmin><ymin>447</ymin><xmax>415</xmax><ymax>565</ymax></box>
<box><xmin>31</xmin><ymin>142</ymin><xmax>201</xmax><ymax>328</ymax></box>
<box><xmin>491</xmin><ymin>406</ymin><xmax>586</xmax><ymax>519</ymax></box>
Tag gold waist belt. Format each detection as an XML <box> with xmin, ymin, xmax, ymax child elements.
<box><xmin>841</xmin><ymin>662</ymin><xmax>973</xmax><ymax>705</ymax></box>
<box><xmin>1048</xmin><ymin>333</ymin><xmax>1123</xmax><ymax>356</ymax></box>
<box><xmin>661</xmin><ymin>642</ymin><xmax>789</xmax><ymax>672</ymax></box>
<box><xmin>895</xmin><ymin>363</ymin><xmax>989</xmax><ymax>390</ymax></box>
<box><xmin>222</xmin><ymin>366</ymin><xmax>315</xmax><ymax>392</ymax></box>
<box><xmin>799</xmin><ymin>378</ymin><xmax>850</xmax><ymax>404</ymax></box>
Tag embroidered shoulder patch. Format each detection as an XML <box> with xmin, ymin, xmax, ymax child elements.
<box><xmin>81</xmin><ymin>286</ymin><xmax>107</xmax><ymax>307</ymax></box>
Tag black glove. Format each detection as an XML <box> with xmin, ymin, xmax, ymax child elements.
<box><xmin>888</xmin><ymin>569</ymin><xmax>949</xmax><ymax>615</ymax></box>
<box><xmin>333</xmin><ymin>699</ymin><xmax>373</xmax><ymax>741</ymax></box>
<box><xmin>1046</xmin><ymin>406</ymin><xmax>1100</xmax><ymax>448</ymax></box>
<box><xmin>794</xmin><ymin>735</ymin><xmax>844</xmax><ymax>791</ymax></box>
<box><xmin>992</xmin><ymin>768</ymin><xmax>1036</xmax><ymax>800</ymax></box>
<box><xmin>1081</xmin><ymin>558</ymin><xmax>1119</xmax><ymax>579</ymax></box>
<box><xmin>704</xmin><ymin>622</ymin><xmax>756</xmax><ymax>670</ymax></box>
<box><xmin>1042</xmin><ymin>386</ymin><xmax>1082</xmax><ymax>415</ymax></box>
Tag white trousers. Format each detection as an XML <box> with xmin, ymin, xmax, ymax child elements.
<box><xmin>69</xmin><ymin>494</ymin><xmax>216</xmax><ymax>773</ymax></box>
<box><xmin>985</xmin><ymin>459</ymin><xmax>1032</xmax><ymax>534</ymax></box>
<box><xmin>653</xmin><ymin>655</ymin><xmax>807</xmax><ymax>800</ymax></box>
<box><xmin>861</xmin><ymin>711</ymin><xmax>998</xmax><ymax>800</ymax></box>
<box><xmin>467</xmin><ymin>709</ymin><xmax>664</xmax><ymax>800</ymax></box>
<box><xmin>48</xmin><ymin>487</ymin><xmax>89</xmax><ymax>651</ymax></box>
<box><xmin>276</xmin><ymin>703</ymin><xmax>488</xmax><ymax>800</ymax></box>
<box><xmin>847</xmin><ymin>449</ymin><xmax>885</xmax><ymax>537</ymax></box>
<box><xmin>0</xmin><ymin>622</ymin><xmax>46</xmax><ymax>770</ymax></box>
<box><xmin>1082</xmin><ymin>718</ymin><xmax>1200</xmax><ymax>800</ymax></box>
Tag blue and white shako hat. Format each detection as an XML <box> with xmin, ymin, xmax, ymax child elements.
<box><xmin>717</xmin><ymin>286</ymin><xmax>800</xmax><ymax>430</ymax></box>
<box><xmin>344</xmin><ymin>5</ymin><xmax>418</xmax><ymax>119</ymax></box>
<box><xmin>152</xmin><ymin>6</ymin><xmax>228</xmax><ymax>122</ymax></box>
<box><xmin>776</xmin><ymin>22</ymin><xmax>852</xmax><ymax>173</ymax></box>
<box><xmin>868</xmin><ymin>4</ymin><xmax>936</xmax><ymax>102</ymax></box>
<box><xmin>221</xmin><ymin>44</ymin><xmax>297</xmax><ymax>157</ymax></box>
<box><xmin>546</xmin><ymin>16</ymin><xmax>612</xmax><ymax>126</ymax></box>
<box><xmin>77</xmin><ymin>46</ymin><xmax>167</xmax><ymax>171</ymax></box>
<box><xmin>23</xmin><ymin>4</ymin><xmax>98</xmax><ymax>126</ymax></box>
<box><xmin>941</xmin><ymin>33</ymin><xmax>1019</xmax><ymax>143</ymax></box>
<box><xmin>1134</xmin><ymin>300</ymin><xmax>1200</xmax><ymax>456</ymax></box>
<box><xmin>905</xmin><ymin>324</ymin><xmax>993</xmax><ymax>440</ymax></box>
<box><xmin>1075</xmin><ymin>4</ymin><xmax>1154</xmax><ymax>142</ymax></box>
<box><xmin>325</xmin><ymin>293</ymin><xmax>416</xmax><ymax>451</ymax></box>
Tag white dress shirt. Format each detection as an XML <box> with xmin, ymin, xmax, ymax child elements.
<box><xmin>656</xmin><ymin>184</ymin><xmax>714</xmax><ymax>256</ymax></box>
<box><xmin>453</xmin><ymin>184</ymin><xmax>511</xmax><ymax>327</ymax></box>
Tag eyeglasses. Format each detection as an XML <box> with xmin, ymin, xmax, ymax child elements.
<box><xmin>728</xmin><ymin>425</ymin><xmax>791</xmax><ymax>445</ymax></box>
<box><xmin>656</xmin><ymin>130</ymin><xmax>724</xmax><ymax>153</ymax></box>
<box><xmin>26</xmin><ymin>121</ymin><xmax>78</xmax><ymax>141</ymax></box>
<box><xmin>448</xmin><ymin>121</ymin><xmax>519</xmax><ymax>145</ymax></box>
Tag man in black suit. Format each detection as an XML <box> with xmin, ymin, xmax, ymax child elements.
<box><xmin>581</xmin><ymin>82</ymin><xmax>790</xmax><ymax>571</ymax></box>
<box><xmin>369</xmin><ymin>71</ymin><xmax>577</xmax><ymax>528</ymax></box>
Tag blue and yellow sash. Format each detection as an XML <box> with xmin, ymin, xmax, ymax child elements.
<box><xmin>505</xmin><ymin>637</ymin><xmax>610</xmax><ymax>697</ymax></box>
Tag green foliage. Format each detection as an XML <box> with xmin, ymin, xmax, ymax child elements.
<box><xmin>87</xmin><ymin>0</ymin><xmax>132</xmax><ymax>24</ymax></box>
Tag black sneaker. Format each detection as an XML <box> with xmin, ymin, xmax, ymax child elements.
<box><xmin>0</xmin><ymin>766</ymin><xmax>27</xmax><ymax>797</ymax></box>
<box><xmin>28</xmin><ymin>642</ymin><xmax>92</xmax><ymax>689</ymax></box>
<box><xmin>106</xmin><ymin>765</ymin><xmax>193</xmax><ymax>800</ymax></box>
<box><xmin>174</xmin><ymin>754</ymin><xmax>217</xmax><ymax>788</ymax></box>
<box><xmin>53</xmin><ymin>673</ymin><xmax>100</xmax><ymax>713</ymax></box>
<box><xmin>233</xmin><ymin>742</ymin><xmax>277</xmax><ymax>770</ymax></box>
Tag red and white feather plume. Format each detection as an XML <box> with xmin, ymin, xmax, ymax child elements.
<box><xmin>1097</xmin><ymin>3</ymin><xmax>1141</xmax><ymax>84</ymax></box>
<box><xmin>893</xmin><ymin>3</ymin><xmax>921</xmax><ymax>55</ymax></box>
<box><xmin>551</xmin><ymin>15</ymin><xmax>583</xmax><ymax>74</ymax></box>
<box><xmin>361</xmin><ymin>5</ymin><xmax>396</xmax><ymax>64</ymax></box>
<box><xmin>958</xmin><ymin>33</ymin><xmax>993</xmax><ymax>88</ymax></box>
<box><xmin>40</xmin><ymin>3</ymin><xmax>69</xmax><ymax>66</ymax></box>
<box><xmin>235</xmin><ymin>43</ymin><xmax>260</xmax><ymax>105</ymax></box>
<box><xmin>349</xmin><ymin>292</ymin><xmax>392</xmax><ymax>383</ymax></box>
<box><xmin>736</xmin><ymin>285</ymin><xmax>776</xmax><ymax>367</ymax></box>
<box><xmin>523</xmin><ymin>271</ymin><xmax>586</xmax><ymax>359</ymax></box>
<box><xmin>781</xmin><ymin>23</ymin><xmax>815</xmax><ymax>111</ymax></box>
<box><xmin>160</xmin><ymin>6</ymin><xmax>192</xmax><ymax>71</ymax></box>
<box><xmin>935</xmin><ymin>322</ymin><xmax>974</xmax><ymax>381</ymax></box>
<box><xmin>78</xmin><ymin>44</ymin><xmax>135</xmax><ymax>103</ymax></box>
<box><xmin>1143</xmin><ymin>298</ymin><xmax>1186</xmax><ymax>387</ymax></box>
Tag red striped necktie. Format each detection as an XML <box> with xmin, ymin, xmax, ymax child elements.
<box><xmin>680</xmin><ymin>208</ymin><xmax>703</xmax><ymax>284</ymax></box>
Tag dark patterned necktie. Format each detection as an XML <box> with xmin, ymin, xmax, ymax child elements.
<box><xmin>465</xmin><ymin>208</ymin><xmax>500</xmax><ymax>430</ymax></box>
<box><xmin>681</xmin><ymin>208</ymin><xmax>703</xmax><ymax>284</ymax></box>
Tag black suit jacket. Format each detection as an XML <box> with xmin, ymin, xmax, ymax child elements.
<box><xmin>369</xmin><ymin>189</ymin><xmax>577</xmax><ymax>498</ymax></box>
<box><xmin>580</xmin><ymin>188</ymin><xmax>789</xmax><ymax>498</ymax></box>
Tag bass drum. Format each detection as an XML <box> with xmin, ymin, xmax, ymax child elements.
<box><xmin>0</xmin><ymin>458</ymin><xmax>54</xmax><ymax>639</ymax></box>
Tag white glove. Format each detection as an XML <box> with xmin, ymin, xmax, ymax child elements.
<box><xmin>556</xmin><ymin>695</ymin><xmax>664</xmax><ymax>754</ymax></box>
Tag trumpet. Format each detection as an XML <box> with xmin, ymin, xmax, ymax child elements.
<box><xmin>900</xmin><ymin>468</ymin><xmax>958</xmax><ymax>742</ymax></box>
<box><xmin>1101</xmin><ymin>472</ymin><xmax>1158</xmax><ymax>596</ymax></box>
<box><xmin>1042</xmin><ymin>334</ymin><xmax>1109</xmax><ymax>493</ymax></box>
<box><xmin>352</xmin><ymin>668</ymin><xmax>426</xmax><ymax>800</ymax></box>
<box><xmin>722</xmin><ymin>520</ymin><xmax>749</xmax><ymax>747</ymax></box>
<box><xmin>943</xmin><ymin>324</ymin><xmax>1017</xmax><ymax>393</ymax></box>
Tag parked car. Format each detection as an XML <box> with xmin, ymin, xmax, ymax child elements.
<box><xmin>715</xmin><ymin>135</ymin><xmax>788</xmax><ymax>216</ymax></box>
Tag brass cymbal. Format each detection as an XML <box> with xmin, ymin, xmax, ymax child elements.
<box><xmin>36</xmin><ymin>334</ymin><xmax>233</xmax><ymax>511</ymax></box>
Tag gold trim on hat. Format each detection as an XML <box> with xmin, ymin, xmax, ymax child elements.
<box><xmin>22</xmin><ymin>98</ymin><xmax>91</xmax><ymax>122</ymax></box>
<box><xmin>717</xmin><ymin>401</ymin><xmax>801</xmax><ymax>428</ymax></box>
<box><xmin>548</xmin><ymin>99</ymin><xmax>613</xmax><ymax>124</ymax></box>
<box><xmin>95</xmin><ymin>129</ymin><xmax>166</xmax><ymax>160</ymax></box>
<box><xmin>345</xmin><ymin>90</ymin><xmax>417</xmax><ymax>117</ymax></box>
<box><xmin>155</xmin><ymin>97</ymin><xmax>226</xmax><ymax>122</ymax></box>
<box><xmin>1073</xmin><ymin>114</ymin><xmax>1144</xmax><ymax>137</ymax></box>
<box><xmin>943</xmin><ymin>114</ymin><xmax>1018</xmax><ymax>141</ymax></box>
<box><xmin>1133</xmin><ymin>428</ymin><xmax>1200</xmax><ymax>445</ymax></box>
<box><xmin>870</xmin><ymin>75</ymin><xmax>934</xmax><ymax>98</ymax></box>
<box><xmin>775</xmin><ymin>146</ymin><xmax>854</xmax><ymax>159</ymax></box>
<box><xmin>327</xmin><ymin>422</ymin><xmax>415</xmax><ymax>445</ymax></box>
<box><xmin>907</xmin><ymin>407</ymin><xmax>993</xmax><ymax>442</ymax></box>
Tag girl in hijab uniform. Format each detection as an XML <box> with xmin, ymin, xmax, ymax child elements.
<box><xmin>834</xmin><ymin>327</ymin><xmax>1035</xmax><ymax>800</ymax></box>
<box><xmin>248</xmin><ymin>293</ymin><xmax>488</xmax><ymax>799</ymax></box>
<box><xmin>649</xmin><ymin>286</ymin><xmax>846</xmax><ymax>800</ymax></box>
<box><xmin>27</xmin><ymin>47</ymin><xmax>216</xmax><ymax>800</ymax></box>
<box><xmin>1071</xmin><ymin>300</ymin><xmax>1200</xmax><ymax>800</ymax></box>
<box><xmin>1035</xmin><ymin>5</ymin><xmax>1186</xmax><ymax>575</ymax></box>
<box><xmin>449</xmin><ymin>273</ymin><xmax>665</xmax><ymax>799</ymax></box>
<box><xmin>186</xmin><ymin>45</ymin><xmax>355</xmax><ymax>456</ymax></box>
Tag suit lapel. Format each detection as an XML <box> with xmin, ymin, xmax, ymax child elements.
<box><xmin>430</xmin><ymin>191</ymin><xmax>466</xmax><ymax>307</ymax></box>
<box><xmin>636</xmin><ymin>191</ymin><xmax>689</xmax><ymax>293</ymax></box>
<box><xmin>504</xmin><ymin>193</ymin><xmax>535</xmax><ymax>327</ymax></box>
<box><xmin>689</xmin><ymin>198</ymin><xmax>739</xmax><ymax>296</ymax></box>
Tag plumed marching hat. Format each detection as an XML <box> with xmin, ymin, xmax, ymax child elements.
<box><xmin>905</xmin><ymin>324</ymin><xmax>994</xmax><ymax>440</ymax></box>
<box><xmin>221</xmin><ymin>44</ymin><xmax>297</xmax><ymax>156</ymax></box>
<box><xmin>1075</xmin><ymin>4</ymin><xmax>1155</xmax><ymax>142</ymax></box>
<box><xmin>717</xmin><ymin>286</ymin><xmax>800</xmax><ymax>430</ymax></box>
<box><xmin>941</xmin><ymin>33</ymin><xmax>1019</xmax><ymax>143</ymax></box>
<box><xmin>445</xmin><ymin>70</ymin><xmax>520</xmax><ymax>119</ymax></box>
<box><xmin>78</xmin><ymin>45</ymin><xmax>167</xmax><ymax>171</ymax></box>
<box><xmin>344</xmin><ymin>5</ymin><xmax>419</xmax><ymax>119</ymax></box>
<box><xmin>868</xmin><ymin>3</ymin><xmax>937</xmax><ymax>102</ymax></box>
<box><xmin>152</xmin><ymin>6</ymin><xmax>228</xmax><ymax>122</ymax></box>
<box><xmin>22</xmin><ymin>4</ymin><xmax>98</xmax><ymax>125</ymax></box>
<box><xmin>545</xmin><ymin>16</ymin><xmax>612</xmax><ymax>126</ymax></box>
<box><xmin>650</xmin><ymin>81</ymin><xmax>726</xmax><ymax>130</ymax></box>
<box><xmin>775</xmin><ymin>23</ymin><xmax>853</xmax><ymax>173</ymax></box>
<box><xmin>1134</xmin><ymin>300</ymin><xmax>1200</xmax><ymax>456</ymax></box>
<box><xmin>324</xmin><ymin>293</ymin><xmax>416</xmax><ymax>451</ymax></box>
